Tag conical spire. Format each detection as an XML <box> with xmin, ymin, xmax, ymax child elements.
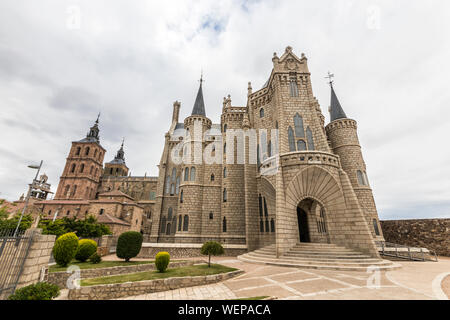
<box><xmin>109</xmin><ymin>138</ymin><xmax>126</xmax><ymax>165</ymax></box>
<box><xmin>80</xmin><ymin>113</ymin><xmax>101</xmax><ymax>143</ymax></box>
<box><xmin>329</xmin><ymin>85</ymin><xmax>347</xmax><ymax>122</ymax></box>
<box><xmin>191</xmin><ymin>74</ymin><xmax>206</xmax><ymax>116</ymax></box>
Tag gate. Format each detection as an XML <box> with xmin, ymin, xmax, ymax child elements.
<box><xmin>0</xmin><ymin>229</ymin><xmax>35</xmax><ymax>299</ymax></box>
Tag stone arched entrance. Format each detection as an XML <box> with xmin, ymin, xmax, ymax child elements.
<box><xmin>296</xmin><ymin>198</ymin><xmax>329</xmax><ymax>244</ymax></box>
<box><xmin>297</xmin><ymin>206</ymin><xmax>310</xmax><ymax>242</ymax></box>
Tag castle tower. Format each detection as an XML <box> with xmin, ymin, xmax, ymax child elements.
<box><xmin>54</xmin><ymin>115</ymin><xmax>106</xmax><ymax>200</ymax></box>
<box><xmin>325</xmin><ymin>82</ymin><xmax>384</xmax><ymax>240</ymax></box>
<box><xmin>104</xmin><ymin>139</ymin><xmax>129</xmax><ymax>177</ymax></box>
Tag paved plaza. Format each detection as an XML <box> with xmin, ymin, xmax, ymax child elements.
<box><xmin>111</xmin><ymin>256</ymin><xmax>450</xmax><ymax>300</ymax></box>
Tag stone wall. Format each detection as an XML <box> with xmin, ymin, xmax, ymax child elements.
<box><xmin>48</xmin><ymin>260</ymin><xmax>201</xmax><ymax>289</ymax></box>
<box><xmin>380</xmin><ymin>219</ymin><xmax>450</xmax><ymax>257</ymax></box>
<box><xmin>68</xmin><ymin>270</ymin><xmax>243</xmax><ymax>300</ymax></box>
<box><xmin>137</xmin><ymin>243</ymin><xmax>247</xmax><ymax>259</ymax></box>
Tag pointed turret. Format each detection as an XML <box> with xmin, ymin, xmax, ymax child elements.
<box><xmin>80</xmin><ymin>113</ymin><xmax>101</xmax><ymax>143</ymax></box>
<box><xmin>329</xmin><ymin>84</ymin><xmax>347</xmax><ymax>122</ymax></box>
<box><xmin>191</xmin><ymin>75</ymin><xmax>206</xmax><ymax>116</ymax></box>
<box><xmin>109</xmin><ymin>138</ymin><xmax>126</xmax><ymax>165</ymax></box>
<box><xmin>104</xmin><ymin>138</ymin><xmax>129</xmax><ymax>177</ymax></box>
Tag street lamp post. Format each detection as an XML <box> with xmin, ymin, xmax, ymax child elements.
<box><xmin>13</xmin><ymin>160</ymin><xmax>43</xmax><ymax>237</ymax></box>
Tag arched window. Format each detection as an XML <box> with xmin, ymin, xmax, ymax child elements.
<box><xmin>75</xmin><ymin>147</ymin><xmax>81</xmax><ymax>156</ymax></box>
<box><xmin>80</xmin><ymin>164</ymin><xmax>85</xmax><ymax>173</ymax></box>
<box><xmin>209</xmin><ymin>212</ymin><xmax>213</xmax><ymax>219</ymax></box>
<box><xmin>48</xmin><ymin>210</ymin><xmax>52</xmax><ymax>216</ymax></box>
<box><xmin>297</xmin><ymin>140</ymin><xmax>306</xmax><ymax>151</ymax></box>
<box><xmin>270</xmin><ymin>219</ymin><xmax>275</xmax><ymax>232</ymax></box>
<box><xmin>66</xmin><ymin>210</ymin><xmax>70</xmax><ymax>216</ymax></box>
<box><xmin>222</xmin><ymin>217</ymin><xmax>227</xmax><ymax>232</ymax></box>
<box><xmin>99</xmin><ymin>209</ymin><xmax>104</xmax><ymax>215</ymax></box>
<box><xmin>260</xmin><ymin>108</ymin><xmax>264</xmax><ymax>118</ymax></box>
<box><xmin>161</xmin><ymin>217</ymin><xmax>166</xmax><ymax>234</ymax></box>
<box><xmin>190</xmin><ymin>167</ymin><xmax>196</xmax><ymax>181</ymax></box>
<box><xmin>178</xmin><ymin>215</ymin><xmax>182</xmax><ymax>231</ymax></box>
<box><xmin>294</xmin><ymin>113</ymin><xmax>305</xmax><ymax>138</ymax></box>
<box><xmin>211</xmin><ymin>174</ymin><xmax>215</xmax><ymax>181</ymax></box>
<box><xmin>183</xmin><ymin>215</ymin><xmax>189</xmax><ymax>231</ymax></box>
<box><xmin>223</xmin><ymin>167</ymin><xmax>227</xmax><ymax>178</ymax></box>
<box><xmin>306</xmin><ymin>127</ymin><xmax>314</xmax><ymax>150</ymax></box>
<box><xmin>180</xmin><ymin>190</ymin><xmax>183</xmax><ymax>203</ymax></box>
<box><xmin>184</xmin><ymin>168</ymin><xmax>189</xmax><ymax>181</ymax></box>
<box><xmin>176</xmin><ymin>176</ymin><xmax>180</xmax><ymax>194</ymax></box>
<box><xmin>288</xmin><ymin>127</ymin><xmax>295</xmax><ymax>152</ymax></box>
<box><xmin>223</xmin><ymin>188</ymin><xmax>227</xmax><ymax>202</ymax></box>
<box><xmin>373</xmin><ymin>219</ymin><xmax>380</xmax><ymax>236</ymax></box>
<box><xmin>223</xmin><ymin>124</ymin><xmax>227</xmax><ymax>132</ymax></box>
<box><xmin>85</xmin><ymin>147</ymin><xmax>90</xmax><ymax>156</ymax></box>
<box><xmin>70</xmin><ymin>164</ymin><xmax>76</xmax><ymax>173</ymax></box>
<box><xmin>168</xmin><ymin>207</ymin><xmax>173</xmax><ymax>220</ymax></box>
<box><xmin>357</xmin><ymin>170</ymin><xmax>364</xmax><ymax>185</ymax></box>
<box><xmin>290</xmin><ymin>79</ymin><xmax>299</xmax><ymax>97</ymax></box>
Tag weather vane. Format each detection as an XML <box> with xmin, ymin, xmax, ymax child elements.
<box><xmin>325</xmin><ymin>71</ymin><xmax>334</xmax><ymax>87</ymax></box>
<box><xmin>199</xmin><ymin>69</ymin><xmax>204</xmax><ymax>85</ymax></box>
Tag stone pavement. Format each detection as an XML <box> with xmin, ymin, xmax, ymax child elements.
<box><xmin>114</xmin><ymin>256</ymin><xmax>450</xmax><ymax>300</ymax></box>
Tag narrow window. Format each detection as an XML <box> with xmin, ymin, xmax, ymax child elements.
<box><xmin>263</xmin><ymin>198</ymin><xmax>268</xmax><ymax>217</ymax></box>
<box><xmin>260</xmin><ymin>108</ymin><xmax>264</xmax><ymax>118</ymax></box>
<box><xmin>94</xmin><ymin>149</ymin><xmax>97</xmax><ymax>157</ymax></box>
<box><xmin>170</xmin><ymin>184</ymin><xmax>175</xmax><ymax>196</ymax></box>
<box><xmin>306</xmin><ymin>127</ymin><xmax>314</xmax><ymax>150</ymax></box>
<box><xmin>90</xmin><ymin>166</ymin><xmax>94</xmax><ymax>174</ymax></box>
<box><xmin>85</xmin><ymin>147</ymin><xmax>90</xmax><ymax>156</ymax></box>
<box><xmin>373</xmin><ymin>219</ymin><xmax>380</xmax><ymax>236</ymax></box>
<box><xmin>184</xmin><ymin>168</ymin><xmax>189</xmax><ymax>181</ymax></box>
<box><xmin>223</xmin><ymin>167</ymin><xmax>227</xmax><ymax>178</ymax></box>
<box><xmin>297</xmin><ymin>140</ymin><xmax>307</xmax><ymax>151</ymax></box>
<box><xmin>175</xmin><ymin>176</ymin><xmax>180</xmax><ymax>194</ymax></box>
<box><xmin>363</xmin><ymin>172</ymin><xmax>370</xmax><ymax>186</ymax></box>
<box><xmin>165</xmin><ymin>176</ymin><xmax>171</xmax><ymax>194</ymax></box>
<box><xmin>183</xmin><ymin>215</ymin><xmax>189</xmax><ymax>231</ymax></box>
<box><xmin>290</xmin><ymin>79</ymin><xmax>299</xmax><ymax>97</ymax></box>
<box><xmin>270</xmin><ymin>219</ymin><xmax>275</xmax><ymax>232</ymax></box>
<box><xmin>168</xmin><ymin>208</ymin><xmax>173</xmax><ymax>220</ymax></box>
<box><xmin>223</xmin><ymin>188</ymin><xmax>227</xmax><ymax>202</ymax></box>
<box><xmin>99</xmin><ymin>209</ymin><xmax>104</xmax><ymax>215</ymax></box>
<box><xmin>180</xmin><ymin>190</ymin><xmax>183</xmax><ymax>203</ymax></box>
<box><xmin>71</xmin><ymin>185</ymin><xmax>77</xmax><ymax>197</ymax></box>
<box><xmin>75</xmin><ymin>147</ymin><xmax>81</xmax><ymax>156</ymax></box>
<box><xmin>80</xmin><ymin>164</ymin><xmax>85</xmax><ymax>173</ymax></box>
<box><xmin>257</xmin><ymin>144</ymin><xmax>261</xmax><ymax>166</ymax></box>
<box><xmin>294</xmin><ymin>113</ymin><xmax>305</xmax><ymax>138</ymax></box>
<box><xmin>211</xmin><ymin>174</ymin><xmax>215</xmax><ymax>181</ymax></box>
<box><xmin>209</xmin><ymin>212</ymin><xmax>213</xmax><ymax>219</ymax></box>
<box><xmin>223</xmin><ymin>124</ymin><xmax>227</xmax><ymax>132</ymax></box>
<box><xmin>48</xmin><ymin>210</ymin><xmax>52</xmax><ymax>216</ymax></box>
<box><xmin>70</xmin><ymin>164</ymin><xmax>76</xmax><ymax>173</ymax></box>
<box><xmin>223</xmin><ymin>143</ymin><xmax>226</xmax><ymax>154</ymax></box>
<box><xmin>357</xmin><ymin>170</ymin><xmax>364</xmax><ymax>185</ymax></box>
<box><xmin>260</xmin><ymin>220</ymin><xmax>264</xmax><ymax>232</ymax></box>
<box><xmin>166</xmin><ymin>223</ymin><xmax>171</xmax><ymax>235</ymax></box>
<box><xmin>161</xmin><ymin>217</ymin><xmax>166</xmax><ymax>234</ymax></box>
<box><xmin>223</xmin><ymin>217</ymin><xmax>227</xmax><ymax>232</ymax></box>
<box><xmin>171</xmin><ymin>168</ymin><xmax>177</xmax><ymax>182</ymax></box>
<box><xmin>260</xmin><ymin>131</ymin><xmax>267</xmax><ymax>160</ymax></box>
<box><xmin>190</xmin><ymin>167</ymin><xmax>196</xmax><ymax>181</ymax></box>
<box><xmin>66</xmin><ymin>210</ymin><xmax>70</xmax><ymax>216</ymax></box>
<box><xmin>288</xmin><ymin>127</ymin><xmax>295</xmax><ymax>152</ymax></box>
<box><xmin>178</xmin><ymin>215</ymin><xmax>182</xmax><ymax>231</ymax></box>
<box><xmin>265</xmin><ymin>219</ymin><xmax>269</xmax><ymax>232</ymax></box>
<box><xmin>268</xmin><ymin>141</ymin><xmax>272</xmax><ymax>157</ymax></box>
<box><xmin>258</xmin><ymin>194</ymin><xmax>263</xmax><ymax>217</ymax></box>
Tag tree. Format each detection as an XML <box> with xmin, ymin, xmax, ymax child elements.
<box><xmin>39</xmin><ymin>215</ymin><xmax>111</xmax><ymax>238</ymax></box>
<box><xmin>116</xmin><ymin>231</ymin><xmax>143</xmax><ymax>262</ymax></box>
<box><xmin>200</xmin><ymin>241</ymin><xmax>225</xmax><ymax>267</ymax></box>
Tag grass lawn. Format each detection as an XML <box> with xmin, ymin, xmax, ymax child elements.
<box><xmin>49</xmin><ymin>260</ymin><xmax>154</xmax><ymax>273</ymax></box>
<box><xmin>81</xmin><ymin>263</ymin><xmax>237</xmax><ymax>286</ymax></box>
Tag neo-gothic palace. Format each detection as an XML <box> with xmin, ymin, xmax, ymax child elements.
<box><xmin>36</xmin><ymin>46</ymin><xmax>385</xmax><ymax>259</ymax></box>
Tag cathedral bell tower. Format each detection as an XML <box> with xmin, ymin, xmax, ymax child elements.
<box><xmin>54</xmin><ymin>114</ymin><xmax>106</xmax><ymax>200</ymax></box>
<box><xmin>104</xmin><ymin>139</ymin><xmax>129</xmax><ymax>177</ymax></box>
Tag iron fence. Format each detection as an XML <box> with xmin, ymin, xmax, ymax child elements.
<box><xmin>0</xmin><ymin>228</ymin><xmax>35</xmax><ymax>299</ymax></box>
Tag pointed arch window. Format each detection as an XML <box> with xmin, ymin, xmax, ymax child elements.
<box><xmin>263</xmin><ymin>197</ymin><xmax>269</xmax><ymax>216</ymax></box>
<box><xmin>290</xmin><ymin>79</ymin><xmax>299</xmax><ymax>97</ymax></box>
<box><xmin>222</xmin><ymin>217</ymin><xmax>227</xmax><ymax>232</ymax></box>
<box><xmin>184</xmin><ymin>168</ymin><xmax>189</xmax><ymax>181</ymax></box>
<box><xmin>294</xmin><ymin>113</ymin><xmax>305</xmax><ymax>138</ymax></box>
<box><xmin>260</xmin><ymin>108</ymin><xmax>264</xmax><ymax>118</ymax></box>
<box><xmin>297</xmin><ymin>140</ymin><xmax>307</xmax><ymax>151</ymax></box>
<box><xmin>183</xmin><ymin>215</ymin><xmax>189</xmax><ymax>231</ymax></box>
<box><xmin>190</xmin><ymin>167</ymin><xmax>196</xmax><ymax>181</ymax></box>
<box><xmin>306</xmin><ymin>127</ymin><xmax>314</xmax><ymax>150</ymax></box>
<box><xmin>288</xmin><ymin>127</ymin><xmax>295</xmax><ymax>152</ymax></box>
<box><xmin>211</xmin><ymin>174</ymin><xmax>215</xmax><ymax>181</ymax></box>
<box><xmin>178</xmin><ymin>215</ymin><xmax>182</xmax><ymax>231</ymax></box>
<box><xmin>223</xmin><ymin>188</ymin><xmax>227</xmax><ymax>202</ymax></box>
<box><xmin>172</xmin><ymin>216</ymin><xmax>177</xmax><ymax>234</ymax></box>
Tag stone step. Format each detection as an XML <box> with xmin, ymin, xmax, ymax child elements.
<box><xmin>244</xmin><ymin>253</ymin><xmax>390</xmax><ymax>267</ymax></box>
<box><xmin>237</xmin><ymin>255</ymin><xmax>401</xmax><ymax>271</ymax></box>
<box><xmin>284</xmin><ymin>251</ymin><xmax>368</xmax><ymax>257</ymax></box>
<box><xmin>247</xmin><ymin>251</ymin><xmax>379</xmax><ymax>263</ymax></box>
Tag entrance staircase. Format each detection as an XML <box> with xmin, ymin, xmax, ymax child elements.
<box><xmin>238</xmin><ymin>243</ymin><xmax>401</xmax><ymax>271</ymax></box>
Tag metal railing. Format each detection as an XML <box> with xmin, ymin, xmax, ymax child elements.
<box><xmin>376</xmin><ymin>241</ymin><xmax>438</xmax><ymax>262</ymax></box>
<box><xmin>0</xmin><ymin>229</ymin><xmax>35</xmax><ymax>299</ymax></box>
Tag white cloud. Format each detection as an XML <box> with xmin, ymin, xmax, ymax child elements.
<box><xmin>0</xmin><ymin>0</ymin><xmax>449</xmax><ymax>219</ymax></box>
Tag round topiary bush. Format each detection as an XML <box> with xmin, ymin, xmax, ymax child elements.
<box><xmin>8</xmin><ymin>282</ymin><xmax>60</xmax><ymax>300</ymax></box>
<box><xmin>116</xmin><ymin>231</ymin><xmax>143</xmax><ymax>262</ymax></box>
<box><xmin>52</xmin><ymin>232</ymin><xmax>79</xmax><ymax>267</ymax></box>
<box><xmin>155</xmin><ymin>252</ymin><xmax>170</xmax><ymax>272</ymax></box>
<box><xmin>201</xmin><ymin>241</ymin><xmax>225</xmax><ymax>267</ymax></box>
<box><xmin>89</xmin><ymin>252</ymin><xmax>102</xmax><ymax>264</ymax></box>
<box><xmin>75</xmin><ymin>239</ymin><xmax>98</xmax><ymax>262</ymax></box>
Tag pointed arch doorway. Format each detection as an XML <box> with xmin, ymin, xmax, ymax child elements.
<box><xmin>297</xmin><ymin>206</ymin><xmax>310</xmax><ymax>242</ymax></box>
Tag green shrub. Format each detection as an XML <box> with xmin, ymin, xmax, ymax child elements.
<box><xmin>155</xmin><ymin>252</ymin><xmax>170</xmax><ymax>272</ymax></box>
<box><xmin>8</xmin><ymin>282</ymin><xmax>60</xmax><ymax>300</ymax></box>
<box><xmin>75</xmin><ymin>239</ymin><xmax>98</xmax><ymax>262</ymax></box>
<box><xmin>116</xmin><ymin>231</ymin><xmax>143</xmax><ymax>262</ymax></box>
<box><xmin>201</xmin><ymin>241</ymin><xmax>225</xmax><ymax>267</ymax></box>
<box><xmin>52</xmin><ymin>232</ymin><xmax>79</xmax><ymax>267</ymax></box>
<box><xmin>89</xmin><ymin>252</ymin><xmax>102</xmax><ymax>264</ymax></box>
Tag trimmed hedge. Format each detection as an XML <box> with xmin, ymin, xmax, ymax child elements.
<box><xmin>89</xmin><ymin>252</ymin><xmax>102</xmax><ymax>264</ymax></box>
<box><xmin>116</xmin><ymin>231</ymin><xmax>143</xmax><ymax>262</ymax></box>
<box><xmin>75</xmin><ymin>239</ymin><xmax>98</xmax><ymax>262</ymax></box>
<box><xmin>8</xmin><ymin>282</ymin><xmax>60</xmax><ymax>300</ymax></box>
<box><xmin>155</xmin><ymin>252</ymin><xmax>170</xmax><ymax>272</ymax></box>
<box><xmin>53</xmin><ymin>232</ymin><xmax>79</xmax><ymax>267</ymax></box>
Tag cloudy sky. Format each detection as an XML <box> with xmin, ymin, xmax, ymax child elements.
<box><xmin>0</xmin><ymin>0</ymin><xmax>449</xmax><ymax>220</ymax></box>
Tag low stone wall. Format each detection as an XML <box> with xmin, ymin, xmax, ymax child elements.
<box><xmin>380</xmin><ymin>218</ymin><xmax>450</xmax><ymax>256</ymax></box>
<box><xmin>48</xmin><ymin>260</ymin><xmax>201</xmax><ymax>289</ymax></box>
<box><xmin>137</xmin><ymin>243</ymin><xmax>247</xmax><ymax>259</ymax></box>
<box><xmin>68</xmin><ymin>270</ymin><xmax>244</xmax><ymax>300</ymax></box>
